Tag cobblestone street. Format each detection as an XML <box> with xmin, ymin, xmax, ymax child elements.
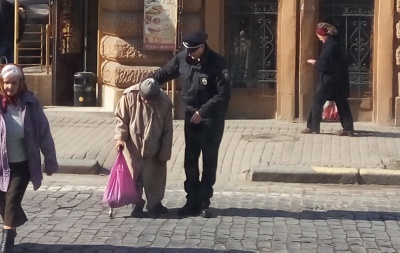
<box><xmin>11</xmin><ymin>174</ymin><xmax>400</xmax><ymax>252</ymax></box>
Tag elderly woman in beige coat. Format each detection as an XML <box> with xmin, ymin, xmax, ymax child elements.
<box><xmin>114</xmin><ymin>78</ymin><xmax>173</xmax><ymax>217</ymax></box>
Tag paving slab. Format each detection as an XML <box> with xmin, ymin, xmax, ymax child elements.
<box><xmin>43</xmin><ymin>107</ymin><xmax>400</xmax><ymax>185</ymax></box>
<box><xmin>251</xmin><ymin>165</ymin><xmax>359</xmax><ymax>184</ymax></box>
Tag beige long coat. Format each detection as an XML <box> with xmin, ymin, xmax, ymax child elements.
<box><xmin>114</xmin><ymin>84</ymin><xmax>173</xmax><ymax>210</ymax></box>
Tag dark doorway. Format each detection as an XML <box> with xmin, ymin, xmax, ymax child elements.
<box><xmin>52</xmin><ymin>0</ymin><xmax>98</xmax><ymax>105</ymax></box>
<box><xmin>320</xmin><ymin>0</ymin><xmax>374</xmax><ymax>99</ymax></box>
<box><xmin>226</xmin><ymin>0</ymin><xmax>278</xmax><ymax>96</ymax></box>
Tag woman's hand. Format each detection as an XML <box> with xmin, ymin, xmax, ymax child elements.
<box><xmin>115</xmin><ymin>140</ymin><xmax>125</xmax><ymax>151</ymax></box>
<box><xmin>307</xmin><ymin>59</ymin><xmax>316</xmax><ymax>65</ymax></box>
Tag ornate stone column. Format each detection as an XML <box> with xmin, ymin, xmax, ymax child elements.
<box><xmin>298</xmin><ymin>0</ymin><xmax>319</xmax><ymax>122</ymax></box>
<box><xmin>276</xmin><ymin>0</ymin><xmax>298</xmax><ymax>121</ymax></box>
<box><xmin>395</xmin><ymin>0</ymin><xmax>400</xmax><ymax>126</ymax></box>
<box><xmin>204</xmin><ymin>0</ymin><xmax>224</xmax><ymax>54</ymax></box>
<box><xmin>374</xmin><ymin>0</ymin><xmax>394</xmax><ymax>125</ymax></box>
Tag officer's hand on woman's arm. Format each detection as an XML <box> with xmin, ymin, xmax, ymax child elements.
<box><xmin>190</xmin><ymin>111</ymin><xmax>202</xmax><ymax>124</ymax></box>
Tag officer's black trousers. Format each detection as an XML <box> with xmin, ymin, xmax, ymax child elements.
<box><xmin>307</xmin><ymin>89</ymin><xmax>354</xmax><ymax>133</ymax></box>
<box><xmin>183</xmin><ymin>116</ymin><xmax>225</xmax><ymax>209</ymax></box>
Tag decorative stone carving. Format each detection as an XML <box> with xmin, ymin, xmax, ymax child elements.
<box><xmin>182</xmin><ymin>14</ymin><xmax>202</xmax><ymax>34</ymax></box>
<box><xmin>397</xmin><ymin>21</ymin><xmax>400</xmax><ymax>39</ymax></box>
<box><xmin>183</xmin><ymin>0</ymin><xmax>202</xmax><ymax>13</ymax></box>
<box><xmin>398</xmin><ymin>0</ymin><xmax>400</xmax><ymax>13</ymax></box>
<box><xmin>100</xmin><ymin>0</ymin><xmax>142</xmax><ymax>11</ymax></box>
<box><xmin>100</xmin><ymin>36</ymin><xmax>170</xmax><ymax>64</ymax></box>
<box><xmin>397</xmin><ymin>46</ymin><xmax>400</xmax><ymax>66</ymax></box>
<box><xmin>101</xmin><ymin>61</ymin><xmax>160</xmax><ymax>88</ymax></box>
<box><xmin>99</xmin><ymin>12</ymin><xmax>142</xmax><ymax>37</ymax></box>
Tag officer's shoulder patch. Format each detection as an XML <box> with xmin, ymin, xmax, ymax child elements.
<box><xmin>222</xmin><ymin>69</ymin><xmax>230</xmax><ymax>80</ymax></box>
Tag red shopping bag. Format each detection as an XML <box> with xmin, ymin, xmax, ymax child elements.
<box><xmin>322</xmin><ymin>101</ymin><xmax>340</xmax><ymax>121</ymax></box>
<box><xmin>102</xmin><ymin>151</ymin><xmax>140</xmax><ymax>208</ymax></box>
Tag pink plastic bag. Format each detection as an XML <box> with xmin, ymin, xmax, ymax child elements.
<box><xmin>322</xmin><ymin>101</ymin><xmax>340</xmax><ymax>121</ymax></box>
<box><xmin>102</xmin><ymin>151</ymin><xmax>140</xmax><ymax>208</ymax></box>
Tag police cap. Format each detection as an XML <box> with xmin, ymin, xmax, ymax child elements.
<box><xmin>182</xmin><ymin>31</ymin><xmax>208</xmax><ymax>52</ymax></box>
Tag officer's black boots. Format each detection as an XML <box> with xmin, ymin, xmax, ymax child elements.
<box><xmin>178</xmin><ymin>201</ymin><xmax>212</xmax><ymax>218</ymax></box>
<box><xmin>178</xmin><ymin>202</ymin><xmax>200</xmax><ymax>216</ymax></box>
<box><xmin>200</xmin><ymin>208</ymin><xmax>212</xmax><ymax>218</ymax></box>
<box><xmin>1</xmin><ymin>229</ymin><xmax>16</xmax><ymax>253</ymax></box>
<box><xmin>199</xmin><ymin>202</ymin><xmax>212</xmax><ymax>218</ymax></box>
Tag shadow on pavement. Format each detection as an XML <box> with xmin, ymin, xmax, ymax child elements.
<box><xmin>213</xmin><ymin>208</ymin><xmax>400</xmax><ymax>221</ymax></box>
<box><xmin>15</xmin><ymin>244</ymin><xmax>254</xmax><ymax>253</ymax></box>
<box><xmin>353</xmin><ymin>130</ymin><xmax>400</xmax><ymax>138</ymax></box>
<box><xmin>323</xmin><ymin>130</ymin><xmax>400</xmax><ymax>138</ymax></box>
<box><xmin>114</xmin><ymin>208</ymin><xmax>400</xmax><ymax>222</ymax></box>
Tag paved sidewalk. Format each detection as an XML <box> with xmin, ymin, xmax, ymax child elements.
<box><xmin>44</xmin><ymin>107</ymin><xmax>400</xmax><ymax>185</ymax></box>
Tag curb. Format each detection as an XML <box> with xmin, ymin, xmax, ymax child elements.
<box><xmin>251</xmin><ymin>165</ymin><xmax>400</xmax><ymax>185</ymax></box>
<box><xmin>359</xmin><ymin>169</ymin><xmax>400</xmax><ymax>185</ymax></box>
<box><xmin>56</xmin><ymin>158</ymin><xmax>101</xmax><ymax>175</ymax></box>
<box><xmin>43</xmin><ymin>106</ymin><xmax>114</xmax><ymax>117</ymax></box>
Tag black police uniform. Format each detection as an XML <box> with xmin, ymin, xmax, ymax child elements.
<box><xmin>153</xmin><ymin>43</ymin><xmax>231</xmax><ymax>215</ymax></box>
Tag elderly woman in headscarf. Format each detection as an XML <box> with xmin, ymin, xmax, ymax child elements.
<box><xmin>302</xmin><ymin>22</ymin><xmax>354</xmax><ymax>136</ymax></box>
<box><xmin>0</xmin><ymin>64</ymin><xmax>57</xmax><ymax>252</ymax></box>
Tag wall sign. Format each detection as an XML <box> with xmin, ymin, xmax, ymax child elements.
<box><xmin>143</xmin><ymin>0</ymin><xmax>177</xmax><ymax>51</ymax></box>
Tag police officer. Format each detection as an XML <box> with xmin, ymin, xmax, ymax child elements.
<box><xmin>152</xmin><ymin>31</ymin><xmax>231</xmax><ymax>218</ymax></box>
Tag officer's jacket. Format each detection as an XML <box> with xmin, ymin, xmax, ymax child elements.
<box><xmin>153</xmin><ymin>44</ymin><xmax>231</xmax><ymax>119</ymax></box>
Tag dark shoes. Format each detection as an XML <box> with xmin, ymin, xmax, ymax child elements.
<box><xmin>1</xmin><ymin>229</ymin><xmax>16</xmax><ymax>253</ymax></box>
<box><xmin>178</xmin><ymin>203</ymin><xmax>200</xmax><ymax>216</ymax></box>
<box><xmin>200</xmin><ymin>208</ymin><xmax>212</xmax><ymax>218</ymax></box>
<box><xmin>130</xmin><ymin>204</ymin><xmax>146</xmax><ymax>218</ymax></box>
<box><xmin>148</xmin><ymin>203</ymin><xmax>168</xmax><ymax>216</ymax></box>
<box><xmin>301</xmin><ymin>128</ymin><xmax>354</xmax><ymax>136</ymax></box>
<box><xmin>334</xmin><ymin>130</ymin><xmax>354</xmax><ymax>136</ymax></box>
<box><xmin>178</xmin><ymin>202</ymin><xmax>212</xmax><ymax>218</ymax></box>
<box><xmin>301</xmin><ymin>128</ymin><xmax>320</xmax><ymax>134</ymax></box>
<box><xmin>131</xmin><ymin>203</ymin><xmax>168</xmax><ymax>218</ymax></box>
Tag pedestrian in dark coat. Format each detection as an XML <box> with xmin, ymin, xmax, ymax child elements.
<box><xmin>302</xmin><ymin>22</ymin><xmax>354</xmax><ymax>136</ymax></box>
<box><xmin>152</xmin><ymin>31</ymin><xmax>231</xmax><ymax>218</ymax></box>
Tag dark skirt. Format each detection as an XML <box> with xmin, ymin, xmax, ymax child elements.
<box><xmin>0</xmin><ymin>161</ymin><xmax>30</xmax><ymax>227</ymax></box>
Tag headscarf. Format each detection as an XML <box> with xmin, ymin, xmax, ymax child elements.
<box><xmin>0</xmin><ymin>64</ymin><xmax>27</xmax><ymax>113</ymax></box>
<box><xmin>316</xmin><ymin>27</ymin><xmax>329</xmax><ymax>36</ymax></box>
<box><xmin>316</xmin><ymin>22</ymin><xmax>338</xmax><ymax>37</ymax></box>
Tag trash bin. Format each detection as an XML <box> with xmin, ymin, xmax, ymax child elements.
<box><xmin>73</xmin><ymin>72</ymin><xmax>96</xmax><ymax>106</ymax></box>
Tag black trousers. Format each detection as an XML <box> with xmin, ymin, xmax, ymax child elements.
<box><xmin>0</xmin><ymin>161</ymin><xmax>30</xmax><ymax>228</ymax></box>
<box><xmin>183</xmin><ymin>115</ymin><xmax>225</xmax><ymax>208</ymax></box>
<box><xmin>307</xmin><ymin>90</ymin><xmax>354</xmax><ymax>133</ymax></box>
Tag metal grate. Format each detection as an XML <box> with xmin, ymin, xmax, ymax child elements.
<box><xmin>322</xmin><ymin>0</ymin><xmax>374</xmax><ymax>99</ymax></box>
<box><xmin>226</xmin><ymin>0</ymin><xmax>278</xmax><ymax>95</ymax></box>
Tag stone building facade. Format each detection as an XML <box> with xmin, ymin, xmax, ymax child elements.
<box><xmin>97</xmin><ymin>0</ymin><xmax>398</xmax><ymax>126</ymax></box>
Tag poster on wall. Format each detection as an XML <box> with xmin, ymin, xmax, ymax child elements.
<box><xmin>143</xmin><ymin>0</ymin><xmax>178</xmax><ymax>51</ymax></box>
